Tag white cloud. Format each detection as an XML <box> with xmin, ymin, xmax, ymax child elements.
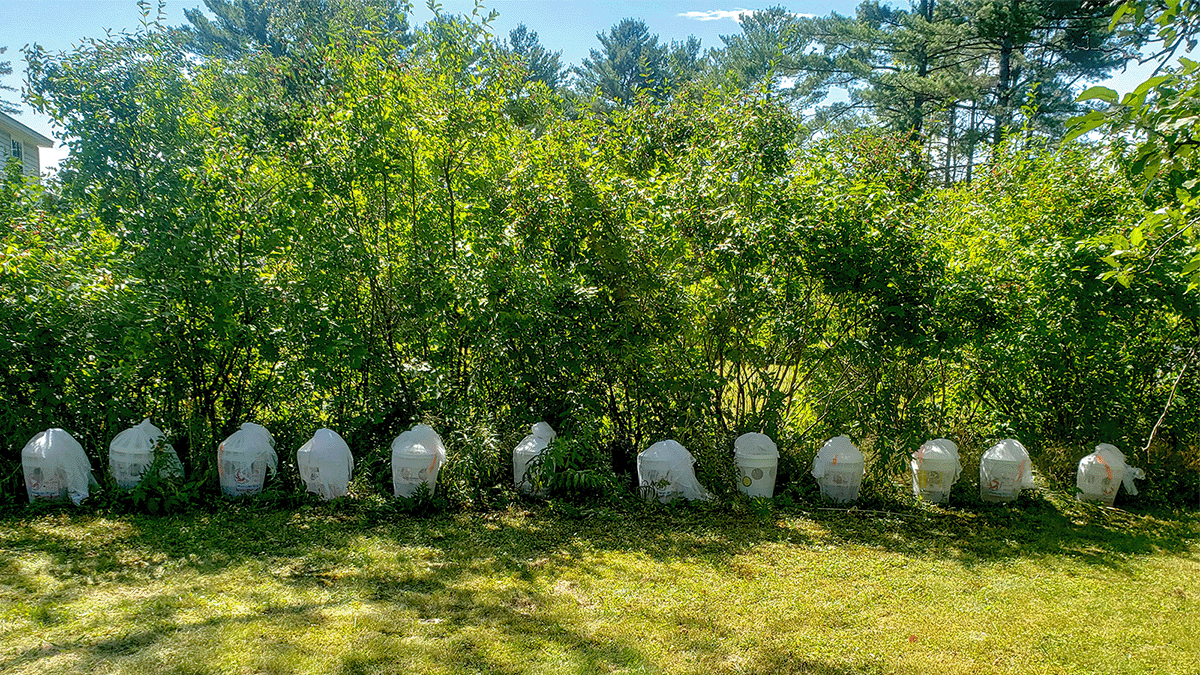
<box><xmin>679</xmin><ymin>9</ymin><xmax>815</xmax><ymax>22</ymax></box>
<box><xmin>678</xmin><ymin>10</ymin><xmax>754</xmax><ymax>22</ymax></box>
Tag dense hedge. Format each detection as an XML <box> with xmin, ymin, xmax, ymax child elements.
<box><xmin>2</xmin><ymin>15</ymin><xmax>1197</xmax><ymax>513</ymax></box>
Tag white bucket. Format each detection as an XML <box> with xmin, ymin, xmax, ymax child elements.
<box><xmin>390</xmin><ymin>425</ymin><xmax>446</xmax><ymax>499</ymax></box>
<box><xmin>1077</xmin><ymin>458</ymin><xmax>1125</xmax><ymax>507</ymax></box>
<box><xmin>217</xmin><ymin>423</ymin><xmax>277</xmax><ymax>498</ymax></box>
<box><xmin>911</xmin><ymin>439</ymin><xmax>961</xmax><ymax>504</ymax></box>
<box><xmin>1076</xmin><ymin>444</ymin><xmax>1141</xmax><ymax>507</ymax></box>
<box><xmin>980</xmin><ymin>458</ymin><xmax>1023</xmax><ymax>503</ymax></box>
<box><xmin>736</xmin><ymin>455</ymin><xmax>777</xmax><ymax>498</ymax></box>
<box><xmin>813</xmin><ymin>436</ymin><xmax>864</xmax><ymax>504</ymax></box>
<box><xmin>733</xmin><ymin>432</ymin><xmax>779</xmax><ymax>499</ymax></box>
<box><xmin>297</xmin><ymin>429</ymin><xmax>353</xmax><ymax>500</ymax></box>
<box><xmin>638</xmin><ymin>457</ymin><xmax>682</xmax><ymax>503</ymax></box>
<box><xmin>513</xmin><ymin>449</ymin><xmax>547</xmax><ymax>496</ymax></box>
<box><xmin>979</xmin><ymin>439</ymin><xmax>1033</xmax><ymax>504</ymax></box>
<box><xmin>637</xmin><ymin>440</ymin><xmax>710</xmax><ymax>503</ymax></box>
<box><xmin>393</xmin><ymin>449</ymin><xmax>440</xmax><ymax>498</ymax></box>
<box><xmin>109</xmin><ymin>419</ymin><xmax>181</xmax><ymax>490</ymax></box>
<box><xmin>818</xmin><ymin>461</ymin><xmax>864</xmax><ymax>504</ymax></box>
<box><xmin>513</xmin><ymin>423</ymin><xmax>555</xmax><ymax>496</ymax></box>
<box><xmin>22</xmin><ymin>428</ymin><xmax>95</xmax><ymax>504</ymax></box>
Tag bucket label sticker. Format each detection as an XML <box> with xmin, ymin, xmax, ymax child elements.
<box><xmin>1101</xmin><ymin>477</ymin><xmax>1115</xmax><ymax>496</ymax></box>
<box><xmin>27</xmin><ymin>469</ymin><xmax>63</xmax><ymax>499</ymax></box>
<box><xmin>399</xmin><ymin>466</ymin><xmax>429</xmax><ymax>482</ymax></box>
<box><xmin>224</xmin><ymin>461</ymin><xmax>266</xmax><ymax>495</ymax></box>
<box><xmin>918</xmin><ymin>470</ymin><xmax>947</xmax><ymax>490</ymax></box>
<box><xmin>1083</xmin><ymin>475</ymin><xmax>1117</xmax><ymax>496</ymax></box>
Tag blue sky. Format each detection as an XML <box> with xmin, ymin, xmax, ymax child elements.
<box><xmin>0</xmin><ymin>0</ymin><xmax>1163</xmax><ymax>172</ymax></box>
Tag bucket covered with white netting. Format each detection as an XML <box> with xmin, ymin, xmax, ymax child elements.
<box><xmin>911</xmin><ymin>438</ymin><xmax>961</xmax><ymax>504</ymax></box>
<box><xmin>391</xmin><ymin>424</ymin><xmax>446</xmax><ymax>498</ymax></box>
<box><xmin>734</xmin><ymin>433</ymin><xmax>778</xmax><ymax>498</ymax></box>
<box><xmin>217</xmin><ymin>423</ymin><xmax>278</xmax><ymax>497</ymax></box>
<box><xmin>297</xmin><ymin>429</ymin><xmax>353</xmax><ymax>500</ymax></box>
<box><xmin>22</xmin><ymin>428</ymin><xmax>97</xmax><ymax>504</ymax></box>
<box><xmin>1077</xmin><ymin>444</ymin><xmax>1143</xmax><ymax>507</ymax></box>
<box><xmin>109</xmin><ymin>419</ymin><xmax>182</xmax><ymax>490</ymax></box>
<box><xmin>637</xmin><ymin>440</ymin><xmax>711</xmax><ymax>503</ymax></box>
<box><xmin>812</xmin><ymin>435</ymin><xmax>864</xmax><ymax>504</ymax></box>
<box><xmin>513</xmin><ymin>422</ymin><xmax>556</xmax><ymax>496</ymax></box>
<box><xmin>979</xmin><ymin>439</ymin><xmax>1034</xmax><ymax>503</ymax></box>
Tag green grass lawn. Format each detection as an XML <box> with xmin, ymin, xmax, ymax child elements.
<box><xmin>1</xmin><ymin>492</ymin><xmax>1197</xmax><ymax>675</ymax></box>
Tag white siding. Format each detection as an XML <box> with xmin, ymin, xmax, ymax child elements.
<box><xmin>21</xmin><ymin>140</ymin><xmax>38</xmax><ymax>176</ymax></box>
<box><xmin>0</xmin><ymin>114</ymin><xmax>51</xmax><ymax>178</ymax></box>
<box><xmin>0</xmin><ymin>132</ymin><xmax>41</xmax><ymax>177</ymax></box>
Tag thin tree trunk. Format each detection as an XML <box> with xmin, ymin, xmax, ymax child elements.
<box><xmin>945</xmin><ymin>103</ymin><xmax>956</xmax><ymax>186</ymax></box>
<box><xmin>994</xmin><ymin>31</ymin><xmax>1014</xmax><ymax>146</ymax></box>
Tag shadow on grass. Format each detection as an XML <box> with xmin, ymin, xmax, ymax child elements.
<box><xmin>0</xmin><ymin>601</ymin><xmax>329</xmax><ymax>673</ymax></box>
<box><xmin>804</xmin><ymin>487</ymin><xmax>1198</xmax><ymax>574</ymax></box>
<box><xmin>0</xmin><ymin>555</ymin><xmax>660</xmax><ymax>675</ymax></box>
<box><xmin>0</xmin><ymin>489</ymin><xmax>1194</xmax><ymax>674</ymax></box>
<box><xmin>1</xmin><ymin>487</ymin><xmax>1196</xmax><ymax>584</ymax></box>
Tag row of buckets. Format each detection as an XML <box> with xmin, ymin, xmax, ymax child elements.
<box><xmin>19</xmin><ymin>421</ymin><xmax>449</xmax><ymax>503</ymax></box>
<box><xmin>640</xmin><ymin>435</ymin><xmax>1144</xmax><ymax>507</ymax></box>
<box><xmin>20</xmin><ymin>420</ymin><xmax>1144</xmax><ymax>507</ymax></box>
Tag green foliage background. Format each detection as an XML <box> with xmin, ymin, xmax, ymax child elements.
<box><xmin>1</xmin><ymin>4</ymin><xmax>1197</xmax><ymax>511</ymax></box>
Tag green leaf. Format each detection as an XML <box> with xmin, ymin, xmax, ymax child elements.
<box><xmin>1108</xmin><ymin>2</ymin><xmax>1131</xmax><ymax>30</ymax></box>
<box><xmin>1063</xmin><ymin>112</ymin><xmax>1108</xmax><ymax>145</ymax></box>
<box><xmin>1077</xmin><ymin>86</ymin><xmax>1119</xmax><ymax>104</ymax></box>
<box><xmin>1133</xmin><ymin>76</ymin><xmax>1171</xmax><ymax>96</ymax></box>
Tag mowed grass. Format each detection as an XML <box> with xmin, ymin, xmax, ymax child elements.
<box><xmin>0</xmin><ymin>492</ymin><xmax>1197</xmax><ymax>675</ymax></box>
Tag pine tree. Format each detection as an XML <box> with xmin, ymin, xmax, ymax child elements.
<box><xmin>714</xmin><ymin>6</ymin><xmax>829</xmax><ymax>106</ymax></box>
<box><xmin>965</xmin><ymin>0</ymin><xmax>1137</xmax><ymax>145</ymax></box>
<box><xmin>712</xmin><ymin>0</ymin><xmax>1136</xmax><ymax>180</ymax></box>
<box><xmin>183</xmin><ymin>0</ymin><xmax>410</xmax><ymax>59</ymax></box>
<box><xmin>667</xmin><ymin>36</ymin><xmax>705</xmax><ymax>87</ymax></box>
<box><xmin>573</xmin><ymin>18</ymin><xmax>671</xmax><ymax>108</ymax></box>
<box><xmin>504</xmin><ymin>24</ymin><xmax>565</xmax><ymax>91</ymax></box>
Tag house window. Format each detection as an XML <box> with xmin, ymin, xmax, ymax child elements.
<box><xmin>10</xmin><ymin>140</ymin><xmax>21</xmax><ymax>161</ymax></box>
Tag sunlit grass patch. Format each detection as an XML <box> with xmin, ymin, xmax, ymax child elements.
<box><xmin>0</xmin><ymin>498</ymin><xmax>1197</xmax><ymax>674</ymax></box>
